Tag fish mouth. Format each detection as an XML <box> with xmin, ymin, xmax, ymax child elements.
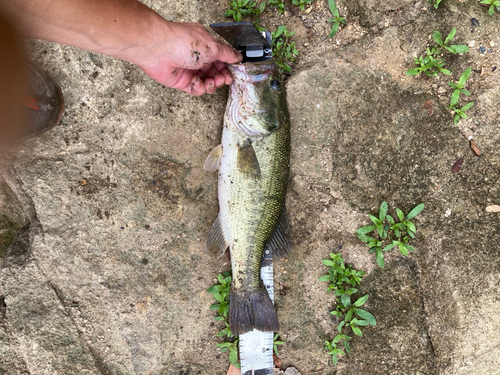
<box><xmin>228</xmin><ymin>62</ymin><xmax>275</xmax><ymax>84</ymax></box>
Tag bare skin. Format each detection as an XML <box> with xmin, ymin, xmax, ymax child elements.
<box><xmin>2</xmin><ymin>0</ymin><xmax>242</xmax><ymax>95</ymax></box>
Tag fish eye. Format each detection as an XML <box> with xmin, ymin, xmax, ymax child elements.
<box><xmin>270</xmin><ymin>79</ymin><xmax>280</xmax><ymax>90</ymax></box>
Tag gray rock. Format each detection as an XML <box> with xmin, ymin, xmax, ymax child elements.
<box><xmin>1</xmin><ymin>1</ymin><xmax>499</xmax><ymax>374</ymax></box>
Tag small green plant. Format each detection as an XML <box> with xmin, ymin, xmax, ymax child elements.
<box><xmin>267</xmin><ymin>0</ymin><xmax>285</xmax><ymax>13</ymax></box>
<box><xmin>449</xmin><ymin>102</ymin><xmax>474</xmax><ymax>125</ymax></box>
<box><xmin>429</xmin><ymin>0</ymin><xmax>443</xmax><ymax>9</ymax></box>
<box><xmin>292</xmin><ymin>0</ymin><xmax>314</xmax><ymax>11</ymax></box>
<box><xmin>327</xmin><ymin>0</ymin><xmax>346</xmax><ymax>37</ymax></box>
<box><xmin>447</xmin><ymin>67</ymin><xmax>474</xmax><ymax>125</ymax></box>
<box><xmin>356</xmin><ymin>201</ymin><xmax>424</xmax><ymax>268</ymax></box>
<box><xmin>320</xmin><ymin>253</ymin><xmax>376</xmax><ymax>365</ymax></box>
<box><xmin>273</xmin><ymin>334</ymin><xmax>285</xmax><ymax>355</ymax></box>
<box><xmin>224</xmin><ymin>0</ymin><xmax>266</xmax><ymax>21</ymax></box>
<box><xmin>406</xmin><ymin>28</ymin><xmax>469</xmax><ymax>77</ymax></box>
<box><xmin>448</xmin><ymin>67</ymin><xmax>471</xmax><ymax>106</ymax></box>
<box><xmin>480</xmin><ymin>0</ymin><xmax>500</xmax><ymax>15</ymax></box>
<box><xmin>208</xmin><ymin>272</ymin><xmax>240</xmax><ymax>368</ymax></box>
<box><xmin>272</xmin><ymin>25</ymin><xmax>299</xmax><ymax>73</ymax></box>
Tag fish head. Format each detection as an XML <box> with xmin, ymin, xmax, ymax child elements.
<box><xmin>227</xmin><ymin>62</ymin><xmax>285</xmax><ymax>137</ymax></box>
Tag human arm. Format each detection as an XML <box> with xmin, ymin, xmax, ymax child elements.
<box><xmin>2</xmin><ymin>0</ymin><xmax>242</xmax><ymax>95</ymax></box>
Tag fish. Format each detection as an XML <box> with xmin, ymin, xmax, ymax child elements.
<box><xmin>204</xmin><ymin>60</ymin><xmax>291</xmax><ymax>336</ymax></box>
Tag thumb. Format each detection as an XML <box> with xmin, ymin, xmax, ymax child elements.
<box><xmin>214</xmin><ymin>42</ymin><xmax>243</xmax><ymax>64</ymax></box>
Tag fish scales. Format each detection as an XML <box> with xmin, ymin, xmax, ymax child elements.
<box><xmin>205</xmin><ymin>60</ymin><xmax>291</xmax><ymax>335</ymax></box>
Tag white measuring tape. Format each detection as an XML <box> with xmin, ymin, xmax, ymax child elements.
<box><xmin>239</xmin><ymin>252</ymin><xmax>275</xmax><ymax>375</ymax></box>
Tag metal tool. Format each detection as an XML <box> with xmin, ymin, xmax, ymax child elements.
<box><xmin>210</xmin><ymin>22</ymin><xmax>272</xmax><ymax>62</ymax></box>
<box><xmin>210</xmin><ymin>22</ymin><xmax>276</xmax><ymax>375</ymax></box>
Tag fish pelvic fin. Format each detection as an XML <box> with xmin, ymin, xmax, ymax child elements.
<box><xmin>203</xmin><ymin>144</ymin><xmax>223</xmax><ymax>172</ymax></box>
<box><xmin>229</xmin><ymin>285</ymin><xmax>279</xmax><ymax>336</ymax></box>
<box><xmin>265</xmin><ymin>207</ymin><xmax>292</xmax><ymax>259</ymax></box>
<box><xmin>205</xmin><ymin>213</ymin><xmax>230</xmax><ymax>257</ymax></box>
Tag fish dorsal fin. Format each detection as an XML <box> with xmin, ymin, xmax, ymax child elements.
<box><xmin>205</xmin><ymin>213</ymin><xmax>230</xmax><ymax>257</ymax></box>
<box><xmin>203</xmin><ymin>144</ymin><xmax>223</xmax><ymax>172</ymax></box>
<box><xmin>264</xmin><ymin>208</ymin><xmax>291</xmax><ymax>258</ymax></box>
<box><xmin>237</xmin><ymin>139</ymin><xmax>261</xmax><ymax>180</ymax></box>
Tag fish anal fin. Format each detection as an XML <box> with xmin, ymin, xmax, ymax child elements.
<box><xmin>205</xmin><ymin>213</ymin><xmax>230</xmax><ymax>257</ymax></box>
<box><xmin>265</xmin><ymin>207</ymin><xmax>292</xmax><ymax>259</ymax></box>
<box><xmin>229</xmin><ymin>285</ymin><xmax>279</xmax><ymax>336</ymax></box>
<box><xmin>203</xmin><ymin>144</ymin><xmax>223</xmax><ymax>172</ymax></box>
<box><xmin>237</xmin><ymin>139</ymin><xmax>261</xmax><ymax>180</ymax></box>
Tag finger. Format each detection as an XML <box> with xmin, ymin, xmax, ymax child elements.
<box><xmin>212</xmin><ymin>61</ymin><xmax>233</xmax><ymax>85</ymax></box>
<box><xmin>204</xmin><ymin>78</ymin><xmax>216</xmax><ymax>94</ymax></box>
<box><xmin>219</xmin><ymin>67</ymin><xmax>233</xmax><ymax>85</ymax></box>
<box><xmin>213</xmin><ymin>42</ymin><xmax>243</xmax><ymax>65</ymax></box>
<box><xmin>185</xmin><ymin>75</ymin><xmax>205</xmax><ymax>96</ymax></box>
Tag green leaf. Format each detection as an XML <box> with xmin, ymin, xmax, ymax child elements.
<box><xmin>344</xmin><ymin>308</ymin><xmax>353</xmax><ymax>322</ymax></box>
<box><xmin>207</xmin><ymin>285</ymin><xmax>223</xmax><ymax>294</ymax></box>
<box><xmin>351</xmin><ymin>318</ymin><xmax>369</xmax><ymax>326</ymax></box>
<box><xmin>379</xmin><ymin>201</ymin><xmax>388</xmax><ymax>222</ymax></box>
<box><xmin>444</xmin><ymin>28</ymin><xmax>456</xmax><ymax>45</ymax></box>
<box><xmin>405</xmin><ymin>68</ymin><xmax>421</xmax><ymax>76</ymax></box>
<box><xmin>450</xmin><ymin>89</ymin><xmax>460</xmax><ymax>106</ymax></box>
<box><xmin>329</xmin><ymin>22</ymin><xmax>340</xmax><ymax>38</ymax></box>
<box><xmin>354</xmin><ymin>294</ymin><xmax>369</xmax><ymax>307</ymax></box>
<box><xmin>440</xmin><ymin>68</ymin><xmax>451</xmax><ymax>75</ymax></box>
<box><xmin>341</xmin><ymin>293</ymin><xmax>351</xmax><ymax>308</ymax></box>
<box><xmin>446</xmin><ymin>45</ymin><xmax>469</xmax><ymax>54</ymax></box>
<box><xmin>396</xmin><ymin>207</ymin><xmax>405</xmax><ymax>221</ymax></box>
<box><xmin>322</xmin><ymin>260</ymin><xmax>335</xmax><ymax>266</ymax></box>
<box><xmin>368</xmin><ymin>215</ymin><xmax>381</xmax><ymax>225</ymax></box>
<box><xmin>458</xmin><ymin>67</ymin><xmax>472</xmax><ymax>87</ymax></box>
<box><xmin>376</xmin><ymin>249</ymin><xmax>385</xmax><ymax>268</ymax></box>
<box><xmin>319</xmin><ymin>274</ymin><xmax>332</xmax><ymax>282</ymax></box>
<box><xmin>338</xmin><ymin>320</ymin><xmax>346</xmax><ymax>332</ymax></box>
<box><xmin>356</xmin><ymin>225</ymin><xmax>376</xmax><ymax>235</ymax></box>
<box><xmin>406</xmin><ymin>221</ymin><xmax>416</xmax><ymax>233</ymax></box>
<box><xmin>383</xmin><ymin>242</ymin><xmax>397</xmax><ymax>251</ymax></box>
<box><xmin>461</xmin><ymin>102</ymin><xmax>474</xmax><ymax>111</ymax></box>
<box><xmin>406</xmin><ymin>203</ymin><xmax>425</xmax><ymax>219</ymax></box>
<box><xmin>454</xmin><ymin>113</ymin><xmax>460</xmax><ymax>125</ymax></box>
<box><xmin>356</xmin><ymin>309</ymin><xmax>377</xmax><ymax>325</ymax></box>
<box><xmin>351</xmin><ymin>325</ymin><xmax>363</xmax><ymax>336</ymax></box>
<box><xmin>399</xmin><ymin>243</ymin><xmax>409</xmax><ymax>256</ymax></box>
<box><xmin>210</xmin><ymin>303</ymin><xmax>220</xmax><ymax>311</ymax></box>
<box><xmin>432</xmin><ymin>31</ymin><xmax>443</xmax><ymax>46</ymax></box>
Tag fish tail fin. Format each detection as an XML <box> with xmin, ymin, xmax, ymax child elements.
<box><xmin>229</xmin><ymin>285</ymin><xmax>279</xmax><ymax>336</ymax></box>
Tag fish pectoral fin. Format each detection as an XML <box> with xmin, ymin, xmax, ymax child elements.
<box><xmin>203</xmin><ymin>144</ymin><xmax>223</xmax><ymax>172</ymax></box>
<box><xmin>265</xmin><ymin>207</ymin><xmax>292</xmax><ymax>258</ymax></box>
<box><xmin>237</xmin><ymin>140</ymin><xmax>261</xmax><ymax>180</ymax></box>
<box><xmin>205</xmin><ymin>213</ymin><xmax>230</xmax><ymax>257</ymax></box>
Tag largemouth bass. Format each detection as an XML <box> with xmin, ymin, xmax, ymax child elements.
<box><xmin>204</xmin><ymin>60</ymin><xmax>291</xmax><ymax>335</ymax></box>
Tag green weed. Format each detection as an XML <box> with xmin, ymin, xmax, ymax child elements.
<box><xmin>327</xmin><ymin>0</ymin><xmax>346</xmax><ymax>37</ymax></box>
<box><xmin>273</xmin><ymin>333</ymin><xmax>285</xmax><ymax>355</ymax></box>
<box><xmin>356</xmin><ymin>201</ymin><xmax>424</xmax><ymax>268</ymax></box>
<box><xmin>272</xmin><ymin>25</ymin><xmax>299</xmax><ymax>73</ymax></box>
<box><xmin>447</xmin><ymin>67</ymin><xmax>474</xmax><ymax>125</ymax></box>
<box><xmin>207</xmin><ymin>272</ymin><xmax>240</xmax><ymax>368</ymax></box>
<box><xmin>320</xmin><ymin>252</ymin><xmax>376</xmax><ymax>365</ymax></box>
<box><xmin>292</xmin><ymin>0</ymin><xmax>314</xmax><ymax>11</ymax></box>
<box><xmin>267</xmin><ymin>0</ymin><xmax>286</xmax><ymax>13</ymax></box>
<box><xmin>406</xmin><ymin>28</ymin><xmax>469</xmax><ymax>77</ymax></box>
<box><xmin>224</xmin><ymin>0</ymin><xmax>267</xmax><ymax>21</ymax></box>
<box><xmin>480</xmin><ymin>0</ymin><xmax>500</xmax><ymax>15</ymax></box>
<box><xmin>429</xmin><ymin>0</ymin><xmax>443</xmax><ymax>9</ymax></box>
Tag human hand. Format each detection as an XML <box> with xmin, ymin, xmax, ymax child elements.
<box><xmin>135</xmin><ymin>22</ymin><xmax>242</xmax><ymax>96</ymax></box>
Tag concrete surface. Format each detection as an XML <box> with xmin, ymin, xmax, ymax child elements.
<box><xmin>0</xmin><ymin>1</ymin><xmax>499</xmax><ymax>374</ymax></box>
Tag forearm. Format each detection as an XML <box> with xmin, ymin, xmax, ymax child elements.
<box><xmin>3</xmin><ymin>0</ymin><xmax>168</xmax><ymax>65</ymax></box>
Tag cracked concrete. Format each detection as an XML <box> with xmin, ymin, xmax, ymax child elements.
<box><xmin>0</xmin><ymin>0</ymin><xmax>499</xmax><ymax>374</ymax></box>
